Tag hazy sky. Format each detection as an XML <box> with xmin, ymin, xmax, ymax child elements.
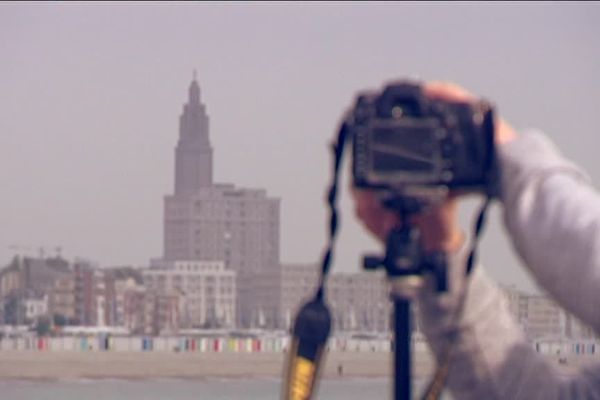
<box><xmin>1</xmin><ymin>2</ymin><xmax>599</xmax><ymax>293</ymax></box>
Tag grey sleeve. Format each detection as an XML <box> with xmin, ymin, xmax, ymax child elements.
<box><xmin>417</xmin><ymin>248</ymin><xmax>600</xmax><ymax>399</ymax></box>
<box><xmin>416</xmin><ymin>130</ymin><xmax>600</xmax><ymax>399</ymax></box>
<box><xmin>500</xmin><ymin>130</ymin><xmax>600</xmax><ymax>332</ymax></box>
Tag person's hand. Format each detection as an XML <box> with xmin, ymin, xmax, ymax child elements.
<box><xmin>423</xmin><ymin>81</ymin><xmax>518</xmax><ymax>146</ymax></box>
<box><xmin>352</xmin><ymin>81</ymin><xmax>518</xmax><ymax>252</ymax></box>
<box><xmin>352</xmin><ymin>188</ymin><xmax>462</xmax><ymax>253</ymax></box>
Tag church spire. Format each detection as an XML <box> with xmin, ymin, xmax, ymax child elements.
<box><xmin>189</xmin><ymin>70</ymin><xmax>200</xmax><ymax>105</ymax></box>
<box><xmin>174</xmin><ymin>74</ymin><xmax>213</xmax><ymax>195</ymax></box>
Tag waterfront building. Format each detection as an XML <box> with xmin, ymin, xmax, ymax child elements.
<box><xmin>161</xmin><ymin>77</ymin><xmax>280</xmax><ymax>328</ymax></box>
<box><xmin>122</xmin><ymin>285</ymin><xmax>146</xmax><ymax>334</ymax></box>
<box><xmin>25</xmin><ymin>256</ymin><xmax>71</xmax><ymax>298</ymax></box>
<box><xmin>0</xmin><ymin>258</ymin><xmax>23</xmax><ymax>299</ymax></box>
<box><xmin>1</xmin><ymin>256</ymin><xmax>72</xmax><ymax>324</ymax></box>
<box><xmin>73</xmin><ymin>261</ymin><xmax>109</xmax><ymax>326</ymax></box>
<box><xmin>501</xmin><ymin>284</ymin><xmax>565</xmax><ymax>339</ymax></box>
<box><xmin>104</xmin><ymin>267</ymin><xmax>145</xmax><ymax>328</ymax></box>
<box><xmin>0</xmin><ymin>256</ymin><xmax>75</xmax><ymax>324</ymax></box>
<box><xmin>275</xmin><ymin>263</ymin><xmax>320</xmax><ymax>330</ymax></box>
<box><xmin>23</xmin><ymin>295</ymin><xmax>48</xmax><ymax>322</ymax></box>
<box><xmin>145</xmin><ymin>260</ymin><xmax>236</xmax><ymax>329</ymax></box>
<box><xmin>142</xmin><ymin>290</ymin><xmax>182</xmax><ymax>336</ymax></box>
<box><xmin>328</xmin><ymin>271</ymin><xmax>391</xmax><ymax>333</ymax></box>
<box><xmin>276</xmin><ymin>262</ymin><xmax>392</xmax><ymax>333</ymax></box>
<box><xmin>565</xmin><ymin>313</ymin><xmax>599</xmax><ymax>340</ymax></box>
<box><xmin>524</xmin><ymin>294</ymin><xmax>564</xmax><ymax>339</ymax></box>
<box><xmin>49</xmin><ymin>274</ymin><xmax>76</xmax><ymax>322</ymax></box>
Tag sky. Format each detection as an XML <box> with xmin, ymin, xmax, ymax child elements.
<box><xmin>1</xmin><ymin>2</ymin><xmax>599</xmax><ymax>293</ymax></box>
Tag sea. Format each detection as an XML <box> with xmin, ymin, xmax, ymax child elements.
<box><xmin>0</xmin><ymin>377</ymin><xmax>450</xmax><ymax>400</ymax></box>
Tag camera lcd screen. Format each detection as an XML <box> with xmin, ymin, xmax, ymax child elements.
<box><xmin>370</xmin><ymin>124</ymin><xmax>437</xmax><ymax>174</ymax></box>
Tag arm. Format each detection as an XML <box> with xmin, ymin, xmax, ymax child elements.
<box><xmin>417</xmin><ymin>244</ymin><xmax>600</xmax><ymax>399</ymax></box>
<box><xmin>417</xmin><ymin>130</ymin><xmax>600</xmax><ymax>399</ymax></box>
<box><xmin>500</xmin><ymin>131</ymin><xmax>600</xmax><ymax>332</ymax></box>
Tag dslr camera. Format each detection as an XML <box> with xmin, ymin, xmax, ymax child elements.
<box><xmin>350</xmin><ymin>81</ymin><xmax>498</xmax><ymax>200</ymax></box>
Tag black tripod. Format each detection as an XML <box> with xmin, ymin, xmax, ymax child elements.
<box><xmin>363</xmin><ymin>197</ymin><xmax>447</xmax><ymax>400</ymax></box>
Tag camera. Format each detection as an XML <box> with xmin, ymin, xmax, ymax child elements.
<box><xmin>350</xmin><ymin>81</ymin><xmax>498</xmax><ymax>199</ymax></box>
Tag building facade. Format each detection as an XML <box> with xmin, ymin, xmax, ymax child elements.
<box><xmin>501</xmin><ymin>285</ymin><xmax>566</xmax><ymax>339</ymax></box>
<box><xmin>73</xmin><ymin>262</ymin><xmax>109</xmax><ymax>326</ymax></box>
<box><xmin>328</xmin><ymin>271</ymin><xmax>391</xmax><ymax>333</ymax></box>
<box><xmin>564</xmin><ymin>313</ymin><xmax>599</xmax><ymax>340</ymax></box>
<box><xmin>164</xmin><ymin>185</ymin><xmax>279</xmax><ymax>275</ymax></box>
<box><xmin>0</xmin><ymin>259</ymin><xmax>23</xmax><ymax>299</ymax></box>
<box><xmin>145</xmin><ymin>260</ymin><xmax>236</xmax><ymax>329</ymax></box>
<box><xmin>275</xmin><ymin>263</ymin><xmax>320</xmax><ymax>330</ymax></box>
<box><xmin>49</xmin><ymin>274</ymin><xmax>76</xmax><ymax>322</ymax></box>
<box><xmin>275</xmin><ymin>263</ymin><xmax>392</xmax><ymax>333</ymax></box>
<box><xmin>161</xmin><ymin>77</ymin><xmax>280</xmax><ymax>328</ymax></box>
<box><xmin>104</xmin><ymin>267</ymin><xmax>145</xmax><ymax>328</ymax></box>
<box><xmin>143</xmin><ymin>291</ymin><xmax>182</xmax><ymax>336</ymax></box>
<box><xmin>24</xmin><ymin>295</ymin><xmax>48</xmax><ymax>322</ymax></box>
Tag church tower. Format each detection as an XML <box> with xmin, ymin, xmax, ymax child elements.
<box><xmin>163</xmin><ymin>75</ymin><xmax>281</xmax><ymax>328</ymax></box>
<box><xmin>174</xmin><ymin>72</ymin><xmax>213</xmax><ymax>195</ymax></box>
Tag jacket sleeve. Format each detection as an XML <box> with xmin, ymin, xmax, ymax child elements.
<box><xmin>417</xmin><ymin>248</ymin><xmax>600</xmax><ymax>399</ymax></box>
<box><xmin>500</xmin><ymin>130</ymin><xmax>600</xmax><ymax>332</ymax></box>
<box><xmin>416</xmin><ymin>131</ymin><xmax>600</xmax><ymax>399</ymax></box>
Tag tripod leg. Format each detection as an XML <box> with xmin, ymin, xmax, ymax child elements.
<box><xmin>394</xmin><ymin>298</ymin><xmax>411</xmax><ymax>400</ymax></box>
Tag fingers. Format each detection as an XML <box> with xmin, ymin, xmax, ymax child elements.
<box><xmin>352</xmin><ymin>187</ymin><xmax>463</xmax><ymax>251</ymax></box>
<box><xmin>423</xmin><ymin>81</ymin><xmax>477</xmax><ymax>103</ymax></box>
<box><xmin>352</xmin><ymin>189</ymin><xmax>400</xmax><ymax>242</ymax></box>
<box><xmin>495</xmin><ymin>117</ymin><xmax>518</xmax><ymax>145</ymax></box>
<box><xmin>423</xmin><ymin>80</ymin><xmax>517</xmax><ymax>145</ymax></box>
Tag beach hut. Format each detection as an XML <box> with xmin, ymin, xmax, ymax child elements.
<box><xmin>142</xmin><ymin>336</ymin><xmax>153</xmax><ymax>351</ymax></box>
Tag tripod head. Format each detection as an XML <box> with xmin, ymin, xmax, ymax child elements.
<box><xmin>362</xmin><ymin>195</ymin><xmax>448</xmax><ymax>296</ymax></box>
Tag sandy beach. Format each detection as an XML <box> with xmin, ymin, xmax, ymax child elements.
<box><xmin>0</xmin><ymin>350</ymin><xmax>591</xmax><ymax>382</ymax></box>
<box><xmin>0</xmin><ymin>351</ymin><xmax>437</xmax><ymax>381</ymax></box>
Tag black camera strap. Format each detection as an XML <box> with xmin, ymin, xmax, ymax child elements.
<box><xmin>281</xmin><ymin>123</ymin><xmax>349</xmax><ymax>400</ymax></box>
<box><xmin>315</xmin><ymin>121</ymin><xmax>350</xmax><ymax>301</ymax></box>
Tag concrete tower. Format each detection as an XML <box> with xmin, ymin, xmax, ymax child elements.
<box><xmin>162</xmin><ymin>76</ymin><xmax>281</xmax><ymax>328</ymax></box>
<box><xmin>174</xmin><ymin>72</ymin><xmax>213</xmax><ymax>195</ymax></box>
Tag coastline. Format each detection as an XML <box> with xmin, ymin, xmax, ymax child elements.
<box><xmin>0</xmin><ymin>350</ymin><xmax>592</xmax><ymax>382</ymax></box>
<box><xmin>0</xmin><ymin>351</ymin><xmax>424</xmax><ymax>381</ymax></box>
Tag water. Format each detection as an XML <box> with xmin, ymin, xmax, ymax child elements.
<box><xmin>0</xmin><ymin>377</ymin><xmax>446</xmax><ymax>400</ymax></box>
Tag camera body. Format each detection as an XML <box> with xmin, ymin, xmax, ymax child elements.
<box><xmin>351</xmin><ymin>81</ymin><xmax>498</xmax><ymax>198</ymax></box>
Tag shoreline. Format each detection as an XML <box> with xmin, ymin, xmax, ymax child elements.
<box><xmin>0</xmin><ymin>350</ymin><xmax>593</xmax><ymax>382</ymax></box>
<box><xmin>0</xmin><ymin>351</ymin><xmax>419</xmax><ymax>381</ymax></box>
<box><xmin>0</xmin><ymin>375</ymin><xmax>391</xmax><ymax>383</ymax></box>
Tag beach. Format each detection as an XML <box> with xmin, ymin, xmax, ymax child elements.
<box><xmin>0</xmin><ymin>350</ymin><xmax>435</xmax><ymax>381</ymax></box>
<box><xmin>0</xmin><ymin>350</ymin><xmax>591</xmax><ymax>382</ymax></box>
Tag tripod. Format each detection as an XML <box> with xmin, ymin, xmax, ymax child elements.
<box><xmin>363</xmin><ymin>197</ymin><xmax>447</xmax><ymax>400</ymax></box>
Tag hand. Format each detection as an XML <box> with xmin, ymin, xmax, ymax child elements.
<box><xmin>352</xmin><ymin>188</ymin><xmax>462</xmax><ymax>253</ymax></box>
<box><xmin>352</xmin><ymin>81</ymin><xmax>518</xmax><ymax>252</ymax></box>
<box><xmin>423</xmin><ymin>81</ymin><xmax>518</xmax><ymax>146</ymax></box>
